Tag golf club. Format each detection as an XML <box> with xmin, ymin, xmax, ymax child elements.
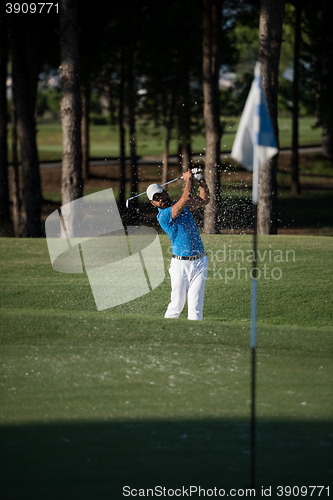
<box><xmin>125</xmin><ymin>176</ymin><xmax>183</xmax><ymax>208</ymax></box>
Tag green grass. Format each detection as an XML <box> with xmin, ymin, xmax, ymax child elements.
<box><xmin>295</xmin><ymin>152</ymin><xmax>333</xmax><ymax>176</ymax></box>
<box><xmin>0</xmin><ymin>236</ymin><xmax>332</xmax><ymax>498</ymax></box>
<box><xmin>7</xmin><ymin>117</ymin><xmax>323</xmax><ymax>162</ymax></box>
<box><xmin>277</xmin><ymin>190</ymin><xmax>333</xmax><ymax>233</ymax></box>
<box><xmin>278</xmin><ymin>116</ymin><xmax>322</xmax><ymax>148</ymax></box>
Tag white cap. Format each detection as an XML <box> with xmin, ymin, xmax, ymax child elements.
<box><xmin>147</xmin><ymin>183</ymin><xmax>163</xmax><ymax>201</ymax></box>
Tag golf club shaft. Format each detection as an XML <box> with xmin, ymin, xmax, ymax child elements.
<box><xmin>161</xmin><ymin>176</ymin><xmax>183</xmax><ymax>187</ymax></box>
<box><xmin>126</xmin><ymin>176</ymin><xmax>182</xmax><ymax>208</ymax></box>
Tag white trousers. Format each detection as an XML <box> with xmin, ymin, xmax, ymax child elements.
<box><xmin>164</xmin><ymin>255</ymin><xmax>208</xmax><ymax>321</ymax></box>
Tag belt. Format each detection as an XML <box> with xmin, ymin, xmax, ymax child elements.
<box><xmin>172</xmin><ymin>251</ymin><xmax>207</xmax><ymax>261</ymax></box>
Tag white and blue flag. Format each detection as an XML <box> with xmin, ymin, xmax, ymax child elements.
<box><xmin>231</xmin><ymin>62</ymin><xmax>279</xmax><ymax>204</ymax></box>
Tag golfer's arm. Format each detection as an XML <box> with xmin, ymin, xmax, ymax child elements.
<box><xmin>188</xmin><ymin>180</ymin><xmax>210</xmax><ymax>211</ymax></box>
<box><xmin>171</xmin><ymin>178</ymin><xmax>192</xmax><ymax>219</ymax></box>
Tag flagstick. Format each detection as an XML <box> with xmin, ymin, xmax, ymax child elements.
<box><xmin>250</xmin><ymin>203</ymin><xmax>258</xmax><ymax>489</ymax></box>
<box><xmin>250</xmin><ymin>155</ymin><xmax>259</xmax><ymax>489</ymax></box>
<box><xmin>230</xmin><ymin>60</ymin><xmax>279</xmax><ymax>490</ymax></box>
<box><xmin>250</xmin><ymin>67</ymin><xmax>260</xmax><ymax>488</ymax></box>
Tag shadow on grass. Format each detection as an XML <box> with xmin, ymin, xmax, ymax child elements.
<box><xmin>278</xmin><ymin>191</ymin><xmax>333</xmax><ymax>230</ymax></box>
<box><xmin>1</xmin><ymin>419</ymin><xmax>331</xmax><ymax>499</ymax></box>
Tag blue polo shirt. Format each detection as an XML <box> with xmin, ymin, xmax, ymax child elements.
<box><xmin>157</xmin><ymin>206</ymin><xmax>204</xmax><ymax>257</ymax></box>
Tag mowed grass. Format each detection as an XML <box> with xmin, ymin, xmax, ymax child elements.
<box><xmin>7</xmin><ymin>116</ymin><xmax>323</xmax><ymax>162</ymax></box>
<box><xmin>0</xmin><ymin>236</ymin><xmax>332</xmax><ymax>498</ymax></box>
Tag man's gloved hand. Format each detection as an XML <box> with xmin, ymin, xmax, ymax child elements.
<box><xmin>191</xmin><ymin>167</ymin><xmax>204</xmax><ymax>181</ymax></box>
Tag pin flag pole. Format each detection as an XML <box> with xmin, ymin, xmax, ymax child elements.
<box><xmin>250</xmin><ymin>61</ymin><xmax>261</xmax><ymax>489</ymax></box>
<box><xmin>250</xmin><ymin>182</ymin><xmax>258</xmax><ymax>489</ymax></box>
<box><xmin>231</xmin><ymin>60</ymin><xmax>279</xmax><ymax>490</ymax></box>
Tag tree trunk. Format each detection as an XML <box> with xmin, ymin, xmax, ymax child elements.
<box><xmin>127</xmin><ymin>50</ymin><xmax>138</xmax><ymax>207</ymax></box>
<box><xmin>81</xmin><ymin>81</ymin><xmax>90</xmax><ymax>180</ymax></box>
<box><xmin>118</xmin><ymin>48</ymin><xmax>126</xmax><ymax>208</ymax></box>
<box><xmin>109</xmin><ymin>80</ymin><xmax>117</xmax><ymax>126</ymax></box>
<box><xmin>11</xmin><ymin>75</ymin><xmax>20</xmax><ymax>237</ymax></box>
<box><xmin>162</xmin><ymin>86</ymin><xmax>177</xmax><ymax>185</ymax></box>
<box><xmin>178</xmin><ymin>59</ymin><xmax>192</xmax><ymax>173</ymax></box>
<box><xmin>0</xmin><ymin>13</ymin><xmax>10</xmax><ymax>230</ymax></box>
<box><xmin>11</xmin><ymin>14</ymin><xmax>41</xmax><ymax>237</ymax></box>
<box><xmin>162</xmin><ymin>130</ymin><xmax>171</xmax><ymax>186</ymax></box>
<box><xmin>291</xmin><ymin>1</ymin><xmax>301</xmax><ymax>195</ymax></box>
<box><xmin>314</xmin><ymin>78</ymin><xmax>321</xmax><ymax>128</ymax></box>
<box><xmin>181</xmin><ymin>138</ymin><xmax>192</xmax><ymax>173</ymax></box>
<box><xmin>101</xmin><ymin>84</ymin><xmax>110</xmax><ymax>116</ymax></box>
<box><xmin>202</xmin><ymin>0</ymin><xmax>222</xmax><ymax>234</ymax></box>
<box><xmin>258</xmin><ymin>0</ymin><xmax>285</xmax><ymax>235</ymax></box>
<box><xmin>320</xmin><ymin>2</ymin><xmax>333</xmax><ymax>160</ymax></box>
<box><xmin>60</xmin><ymin>0</ymin><xmax>83</xmax><ymax>224</ymax></box>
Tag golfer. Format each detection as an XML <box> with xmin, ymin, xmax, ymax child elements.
<box><xmin>147</xmin><ymin>168</ymin><xmax>210</xmax><ymax>321</ymax></box>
